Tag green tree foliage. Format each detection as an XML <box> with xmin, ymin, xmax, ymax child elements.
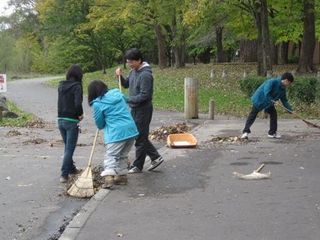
<box><xmin>1</xmin><ymin>0</ymin><xmax>320</xmax><ymax>74</ymax></box>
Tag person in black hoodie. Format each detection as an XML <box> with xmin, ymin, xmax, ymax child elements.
<box><xmin>115</xmin><ymin>48</ymin><xmax>164</xmax><ymax>173</ymax></box>
<box><xmin>57</xmin><ymin>64</ymin><xmax>84</xmax><ymax>183</ymax></box>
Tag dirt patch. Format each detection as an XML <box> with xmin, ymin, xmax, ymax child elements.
<box><xmin>22</xmin><ymin>138</ymin><xmax>47</xmax><ymax>145</ymax></box>
<box><xmin>25</xmin><ymin>119</ymin><xmax>46</xmax><ymax>128</ymax></box>
<box><xmin>6</xmin><ymin>130</ymin><xmax>22</xmax><ymax>137</ymax></box>
<box><xmin>149</xmin><ymin>122</ymin><xmax>191</xmax><ymax>141</ymax></box>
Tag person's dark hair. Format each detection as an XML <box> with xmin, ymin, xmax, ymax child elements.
<box><xmin>281</xmin><ymin>72</ymin><xmax>294</xmax><ymax>82</ymax></box>
<box><xmin>125</xmin><ymin>48</ymin><xmax>143</xmax><ymax>62</ymax></box>
<box><xmin>66</xmin><ymin>64</ymin><xmax>83</xmax><ymax>82</ymax></box>
<box><xmin>87</xmin><ymin>80</ymin><xmax>108</xmax><ymax>106</ymax></box>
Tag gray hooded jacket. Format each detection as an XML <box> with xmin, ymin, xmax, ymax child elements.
<box><xmin>121</xmin><ymin>62</ymin><xmax>153</xmax><ymax>108</ymax></box>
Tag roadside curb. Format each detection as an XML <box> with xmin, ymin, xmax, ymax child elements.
<box><xmin>58</xmin><ymin>189</ymin><xmax>111</xmax><ymax>240</ymax></box>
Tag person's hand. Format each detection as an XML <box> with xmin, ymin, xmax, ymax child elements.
<box><xmin>115</xmin><ymin>67</ymin><xmax>122</xmax><ymax>77</ymax></box>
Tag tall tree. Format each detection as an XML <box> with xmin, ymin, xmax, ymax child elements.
<box><xmin>235</xmin><ymin>0</ymin><xmax>272</xmax><ymax>76</ymax></box>
<box><xmin>297</xmin><ymin>0</ymin><xmax>316</xmax><ymax>73</ymax></box>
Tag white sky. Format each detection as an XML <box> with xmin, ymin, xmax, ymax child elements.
<box><xmin>0</xmin><ymin>0</ymin><xmax>13</xmax><ymax>16</ymax></box>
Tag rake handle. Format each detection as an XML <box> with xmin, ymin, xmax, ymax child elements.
<box><xmin>276</xmin><ymin>101</ymin><xmax>304</xmax><ymax>120</ymax></box>
<box><xmin>118</xmin><ymin>75</ymin><xmax>122</xmax><ymax>93</ymax></box>
<box><xmin>255</xmin><ymin>164</ymin><xmax>265</xmax><ymax>172</ymax></box>
<box><xmin>88</xmin><ymin>129</ymin><xmax>99</xmax><ymax>167</ymax></box>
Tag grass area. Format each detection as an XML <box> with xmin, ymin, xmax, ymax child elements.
<box><xmin>49</xmin><ymin>63</ymin><xmax>320</xmax><ymax>118</ymax></box>
<box><xmin>0</xmin><ymin>101</ymin><xmax>40</xmax><ymax>127</ymax></box>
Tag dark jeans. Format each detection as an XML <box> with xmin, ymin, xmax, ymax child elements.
<box><xmin>58</xmin><ymin>119</ymin><xmax>79</xmax><ymax>177</ymax></box>
<box><xmin>243</xmin><ymin>105</ymin><xmax>277</xmax><ymax>135</ymax></box>
<box><xmin>131</xmin><ymin>104</ymin><xmax>160</xmax><ymax>170</ymax></box>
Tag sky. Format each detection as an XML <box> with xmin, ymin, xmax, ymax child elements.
<box><xmin>0</xmin><ymin>0</ymin><xmax>13</xmax><ymax>16</ymax></box>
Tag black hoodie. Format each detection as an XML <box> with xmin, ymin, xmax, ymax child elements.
<box><xmin>57</xmin><ymin>80</ymin><xmax>83</xmax><ymax>120</ymax></box>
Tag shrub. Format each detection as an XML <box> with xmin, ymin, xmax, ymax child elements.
<box><xmin>239</xmin><ymin>76</ymin><xmax>265</xmax><ymax>97</ymax></box>
<box><xmin>288</xmin><ymin>77</ymin><xmax>318</xmax><ymax>104</ymax></box>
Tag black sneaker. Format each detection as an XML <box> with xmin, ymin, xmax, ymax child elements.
<box><xmin>60</xmin><ymin>175</ymin><xmax>68</xmax><ymax>183</ymax></box>
<box><xmin>69</xmin><ymin>168</ymin><xmax>82</xmax><ymax>175</ymax></box>
<box><xmin>147</xmin><ymin>156</ymin><xmax>164</xmax><ymax>171</ymax></box>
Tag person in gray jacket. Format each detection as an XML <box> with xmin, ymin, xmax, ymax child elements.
<box><xmin>115</xmin><ymin>48</ymin><xmax>164</xmax><ymax>173</ymax></box>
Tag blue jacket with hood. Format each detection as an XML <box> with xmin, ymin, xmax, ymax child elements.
<box><xmin>91</xmin><ymin>89</ymin><xmax>138</xmax><ymax>144</ymax></box>
<box><xmin>251</xmin><ymin>77</ymin><xmax>292</xmax><ymax>111</ymax></box>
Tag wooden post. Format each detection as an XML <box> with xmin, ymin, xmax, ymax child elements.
<box><xmin>210</xmin><ymin>69</ymin><xmax>215</xmax><ymax>79</ymax></box>
<box><xmin>0</xmin><ymin>106</ymin><xmax>3</xmax><ymax>122</ymax></box>
<box><xmin>208</xmin><ymin>99</ymin><xmax>215</xmax><ymax>120</ymax></box>
<box><xmin>184</xmin><ymin>77</ymin><xmax>198</xmax><ymax>119</ymax></box>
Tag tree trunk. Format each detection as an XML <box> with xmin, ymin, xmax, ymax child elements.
<box><xmin>297</xmin><ymin>0</ymin><xmax>316</xmax><ymax>73</ymax></box>
<box><xmin>216</xmin><ymin>26</ymin><xmax>225</xmax><ymax>62</ymax></box>
<box><xmin>173</xmin><ymin>44</ymin><xmax>186</xmax><ymax>68</ymax></box>
<box><xmin>271</xmin><ymin>43</ymin><xmax>278</xmax><ymax>65</ymax></box>
<box><xmin>171</xmin><ymin>12</ymin><xmax>186</xmax><ymax>68</ymax></box>
<box><xmin>154</xmin><ymin>24</ymin><xmax>167</xmax><ymax>69</ymax></box>
<box><xmin>278</xmin><ymin>42</ymin><xmax>289</xmax><ymax>64</ymax></box>
<box><xmin>239</xmin><ymin>39</ymin><xmax>258</xmax><ymax>62</ymax></box>
<box><xmin>255</xmin><ymin>0</ymin><xmax>272</xmax><ymax>76</ymax></box>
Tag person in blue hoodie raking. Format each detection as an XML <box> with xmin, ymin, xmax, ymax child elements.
<box><xmin>116</xmin><ymin>48</ymin><xmax>164</xmax><ymax>173</ymax></box>
<box><xmin>88</xmin><ymin>80</ymin><xmax>138</xmax><ymax>188</ymax></box>
<box><xmin>241</xmin><ymin>72</ymin><xmax>294</xmax><ymax>140</ymax></box>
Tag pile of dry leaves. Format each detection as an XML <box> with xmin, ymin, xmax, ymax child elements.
<box><xmin>210</xmin><ymin>136</ymin><xmax>246</xmax><ymax>144</ymax></box>
<box><xmin>149</xmin><ymin>122</ymin><xmax>191</xmax><ymax>141</ymax></box>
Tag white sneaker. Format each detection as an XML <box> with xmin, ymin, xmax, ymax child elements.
<box><xmin>268</xmin><ymin>132</ymin><xmax>281</xmax><ymax>139</ymax></box>
<box><xmin>240</xmin><ymin>132</ymin><xmax>249</xmax><ymax>139</ymax></box>
<box><xmin>147</xmin><ymin>156</ymin><xmax>164</xmax><ymax>171</ymax></box>
<box><xmin>128</xmin><ymin>166</ymin><xmax>142</xmax><ymax>174</ymax></box>
<box><xmin>101</xmin><ymin>169</ymin><xmax>118</xmax><ymax>177</ymax></box>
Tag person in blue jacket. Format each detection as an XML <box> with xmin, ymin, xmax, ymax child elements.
<box><xmin>241</xmin><ymin>72</ymin><xmax>294</xmax><ymax>139</ymax></box>
<box><xmin>88</xmin><ymin>80</ymin><xmax>139</xmax><ymax>188</ymax></box>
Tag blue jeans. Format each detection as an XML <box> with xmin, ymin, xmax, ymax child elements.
<box><xmin>58</xmin><ymin>119</ymin><xmax>79</xmax><ymax>177</ymax></box>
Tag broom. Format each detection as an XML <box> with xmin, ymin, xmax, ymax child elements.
<box><xmin>278</xmin><ymin>103</ymin><xmax>320</xmax><ymax>129</ymax></box>
<box><xmin>233</xmin><ymin>164</ymin><xmax>271</xmax><ymax>180</ymax></box>
<box><xmin>67</xmin><ymin>129</ymin><xmax>99</xmax><ymax>198</ymax></box>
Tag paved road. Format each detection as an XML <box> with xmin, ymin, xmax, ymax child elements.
<box><xmin>2</xmin><ymin>77</ymin><xmax>320</xmax><ymax>240</ymax></box>
<box><xmin>1</xmin><ymin>77</ymin><xmax>204</xmax><ymax>240</ymax></box>
<box><xmin>74</xmin><ymin>120</ymin><xmax>320</xmax><ymax>240</ymax></box>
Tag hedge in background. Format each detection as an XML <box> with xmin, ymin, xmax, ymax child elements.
<box><xmin>288</xmin><ymin>77</ymin><xmax>319</xmax><ymax>104</ymax></box>
<box><xmin>239</xmin><ymin>76</ymin><xmax>265</xmax><ymax>97</ymax></box>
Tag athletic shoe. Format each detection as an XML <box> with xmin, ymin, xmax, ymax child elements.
<box><xmin>128</xmin><ymin>166</ymin><xmax>142</xmax><ymax>174</ymax></box>
<box><xmin>69</xmin><ymin>168</ymin><xmax>82</xmax><ymax>175</ymax></box>
<box><xmin>268</xmin><ymin>132</ymin><xmax>281</xmax><ymax>139</ymax></box>
<box><xmin>147</xmin><ymin>156</ymin><xmax>164</xmax><ymax>171</ymax></box>
<box><xmin>101</xmin><ymin>169</ymin><xmax>118</xmax><ymax>177</ymax></box>
<box><xmin>114</xmin><ymin>175</ymin><xmax>128</xmax><ymax>185</ymax></box>
<box><xmin>60</xmin><ymin>176</ymin><xmax>68</xmax><ymax>183</ymax></box>
<box><xmin>240</xmin><ymin>132</ymin><xmax>249</xmax><ymax>139</ymax></box>
<box><xmin>102</xmin><ymin>175</ymin><xmax>114</xmax><ymax>189</ymax></box>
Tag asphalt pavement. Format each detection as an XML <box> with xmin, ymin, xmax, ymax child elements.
<box><xmin>2</xmin><ymin>77</ymin><xmax>320</xmax><ymax>240</ymax></box>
